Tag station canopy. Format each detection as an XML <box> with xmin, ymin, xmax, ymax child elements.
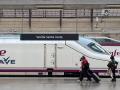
<box><xmin>0</xmin><ymin>0</ymin><xmax>120</xmax><ymax>9</ymax></box>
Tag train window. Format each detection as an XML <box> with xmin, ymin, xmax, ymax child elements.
<box><xmin>78</xmin><ymin>37</ymin><xmax>109</xmax><ymax>55</ymax></box>
<box><xmin>87</xmin><ymin>42</ymin><xmax>108</xmax><ymax>54</ymax></box>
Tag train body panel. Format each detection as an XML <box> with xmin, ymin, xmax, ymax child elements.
<box><xmin>0</xmin><ymin>43</ymin><xmax>45</xmax><ymax>67</ymax></box>
<box><xmin>0</xmin><ymin>35</ymin><xmax>119</xmax><ymax>76</ymax></box>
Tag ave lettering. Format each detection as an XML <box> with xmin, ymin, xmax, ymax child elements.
<box><xmin>0</xmin><ymin>57</ymin><xmax>15</xmax><ymax>64</ymax></box>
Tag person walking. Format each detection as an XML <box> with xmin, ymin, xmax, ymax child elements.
<box><xmin>107</xmin><ymin>55</ymin><xmax>118</xmax><ymax>82</ymax></box>
<box><xmin>79</xmin><ymin>56</ymin><xmax>91</xmax><ymax>81</ymax></box>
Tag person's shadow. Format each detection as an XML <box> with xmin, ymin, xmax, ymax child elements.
<box><xmin>80</xmin><ymin>80</ymin><xmax>100</xmax><ymax>88</ymax></box>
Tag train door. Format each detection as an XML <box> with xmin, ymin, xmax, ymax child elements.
<box><xmin>45</xmin><ymin>44</ymin><xmax>56</xmax><ymax>68</ymax></box>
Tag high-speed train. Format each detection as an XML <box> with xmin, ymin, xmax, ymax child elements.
<box><xmin>0</xmin><ymin>34</ymin><xmax>119</xmax><ymax>76</ymax></box>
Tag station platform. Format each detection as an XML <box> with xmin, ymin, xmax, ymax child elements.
<box><xmin>0</xmin><ymin>77</ymin><xmax>120</xmax><ymax>90</ymax></box>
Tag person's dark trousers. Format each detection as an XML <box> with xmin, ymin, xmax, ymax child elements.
<box><xmin>112</xmin><ymin>69</ymin><xmax>116</xmax><ymax>81</ymax></box>
<box><xmin>79</xmin><ymin>69</ymin><xmax>91</xmax><ymax>81</ymax></box>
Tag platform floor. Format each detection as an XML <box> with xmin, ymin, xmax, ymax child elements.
<box><xmin>0</xmin><ymin>77</ymin><xmax>119</xmax><ymax>90</ymax></box>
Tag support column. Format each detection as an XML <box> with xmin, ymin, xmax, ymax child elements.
<box><xmin>0</xmin><ymin>9</ymin><xmax>3</xmax><ymax>18</ymax></box>
<box><xmin>29</xmin><ymin>9</ymin><xmax>32</xmax><ymax>29</ymax></box>
<box><xmin>90</xmin><ymin>9</ymin><xmax>93</xmax><ymax>32</ymax></box>
<box><xmin>75</xmin><ymin>9</ymin><xmax>78</xmax><ymax>32</ymax></box>
<box><xmin>59</xmin><ymin>10</ymin><xmax>62</xmax><ymax>32</ymax></box>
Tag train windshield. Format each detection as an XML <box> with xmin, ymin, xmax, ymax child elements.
<box><xmin>77</xmin><ymin>37</ymin><xmax>109</xmax><ymax>55</ymax></box>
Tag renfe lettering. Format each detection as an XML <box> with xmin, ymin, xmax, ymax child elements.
<box><xmin>0</xmin><ymin>50</ymin><xmax>6</xmax><ymax>56</ymax></box>
<box><xmin>110</xmin><ymin>49</ymin><xmax>120</xmax><ymax>56</ymax></box>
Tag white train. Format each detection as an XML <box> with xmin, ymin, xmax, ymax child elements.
<box><xmin>0</xmin><ymin>34</ymin><xmax>119</xmax><ymax>76</ymax></box>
